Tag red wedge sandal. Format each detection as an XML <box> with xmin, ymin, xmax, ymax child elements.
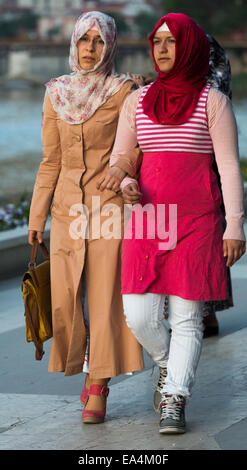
<box><xmin>80</xmin><ymin>374</ymin><xmax>89</xmax><ymax>406</ymax></box>
<box><xmin>82</xmin><ymin>384</ymin><xmax>109</xmax><ymax>424</ymax></box>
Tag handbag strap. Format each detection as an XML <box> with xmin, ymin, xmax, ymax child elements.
<box><xmin>24</xmin><ymin>292</ymin><xmax>44</xmax><ymax>360</ymax></box>
<box><xmin>29</xmin><ymin>240</ymin><xmax>49</xmax><ymax>270</ymax></box>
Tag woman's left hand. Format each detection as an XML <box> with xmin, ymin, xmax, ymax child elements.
<box><xmin>223</xmin><ymin>239</ymin><xmax>246</xmax><ymax>267</ymax></box>
<box><xmin>96</xmin><ymin>166</ymin><xmax>127</xmax><ymax>192</ymax></box>
<box><xmin>126</xmin><ymin>73</ymin><xmax>152</xmax><ymax>86</ymax></box>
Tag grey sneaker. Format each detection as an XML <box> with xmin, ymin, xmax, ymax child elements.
<box><xmin>153</xmin><ymin>367</ymin><xmax>167</xmax><ymax>413</ymax></box>
<box><xmin>159</xmin><ymin>394</ymin><xmax>186</xmax><ymax>434</ymax></box>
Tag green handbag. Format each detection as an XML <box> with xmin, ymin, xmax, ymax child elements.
<box><xmin>22</xmin><ymin>240</ymin><xmax>52</xmax><ymax>360</ymax></box>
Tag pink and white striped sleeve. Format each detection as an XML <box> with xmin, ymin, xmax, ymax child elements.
<box><xmin>208</xmin><ymin>88</ymin><xmax>246</xmax><ymax>241</ymax></box>
<box><xmin>110</xmin><ymin>88</ymin><xmax>143</xmax><ymax>191</ymax></box>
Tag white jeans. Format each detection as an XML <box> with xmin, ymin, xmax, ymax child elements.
<box><xmin>123</xmin><ymin>293</ymin><xmax>204</xmax><ymax>398</ymax></box>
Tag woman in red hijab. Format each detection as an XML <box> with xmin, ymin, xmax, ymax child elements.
<box><xmin>97</xmin><ymin>13</ymin><xmax>246</xmax><ymax>434</ymax></box>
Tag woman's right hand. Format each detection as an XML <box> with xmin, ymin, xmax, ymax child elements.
<box><xmin>28</xmin><ymin>230</ymin><xmax>44</xmax><ymax>246</ymax></box>
<box><xmin>96</xmin><ymin>166</ymin><xmax>127</xmax><ymax>192</ymax></box>
<box><xmin>122</xmin><ymin>183</ymin><xmax>142</xmax><ymax>205</ymax></box>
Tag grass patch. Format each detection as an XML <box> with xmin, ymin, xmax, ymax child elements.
<box><xmin>232</xmin><ymin>74</ymin><xmax>247</xmax><ymax>100</ymax></box>
<box><xmin>240</xmin><ymin>158</ymin><xmax>247</xmax><ymax>182</ymax></box>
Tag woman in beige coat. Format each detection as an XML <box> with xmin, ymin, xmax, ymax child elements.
<box><xmin>28</xmin><ymin>11</ymin><xmax>144</xmax><ymax>424</ymax></box>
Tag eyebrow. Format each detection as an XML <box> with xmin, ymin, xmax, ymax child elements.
<box><xmin>153</xmin><ymin>34</ymin><xmax>175</xmax><ymax>39</ymax></box>
<box><xmin>82</xmin><ymin>33</ymin><xmax>102</xmax><ymax>39</ymax></box>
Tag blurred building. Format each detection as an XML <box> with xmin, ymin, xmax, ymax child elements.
<box><xmin>17</xmin><ymin>1</ymin><xmax>82</xmax><ymax>12</ymax></box>
<box><xmin>33</xmin><ymin>1</ymin><xmax>159</xmax><ymax>40</ymax></box>
<box><xmin>13</xmin><ymin>0</ymin><xmax>160</xmax><ymax>16</ymax></box>
<box><xmin>0</xmin><ymin>0</ymin><xmax>162</xmax><ymax>40</ymax></box>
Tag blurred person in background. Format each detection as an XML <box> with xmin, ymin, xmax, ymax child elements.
<box><xmin>27</xmin><ymin>11</ymin><xmax>145</xmax><ymax>424</ymax></box>
<box><xmin>201</xmin><ymin>34</ymin><xmax>234</xmax><ymax>337</ymax></box>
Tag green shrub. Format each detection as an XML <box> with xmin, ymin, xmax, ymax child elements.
<box><xmin>0</xmin><ymin>192</ymin><xmax>30</xmax><ymax>232</ymax></box>
<box><xmin>240</xmin><ymin>158</ymin><xmax>247</xmax><ymax>182</ymax></box>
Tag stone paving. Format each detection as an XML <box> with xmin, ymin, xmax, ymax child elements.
<box><xmin>1</xmin><ymin>326</ymin><xmax>247</xmax><ymax>451</ymax></box>
<box><xmin>0</xmin><ymin>227</ymin><xmax>246</xmax><ymax>451</ymax></box>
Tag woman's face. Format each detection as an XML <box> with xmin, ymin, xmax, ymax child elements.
<box><xmin>153</xmin><ymin>31</ymin><xmax>176</xmax><ymax>73</ymax></box>
<box><xmin>77</xmin><ymin>29</ymin><xmax>104</xmax><ymax>70</ymax></box>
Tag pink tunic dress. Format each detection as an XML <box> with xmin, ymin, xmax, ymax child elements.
<box><xmin>121</xmin><ymin>84</ymin><xmax>228</xmax><ymax>301</ymax></box>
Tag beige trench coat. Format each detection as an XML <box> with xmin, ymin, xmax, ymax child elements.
<box><xmin>28</xmin><ymin>81</ymin><xmax>144</xmax><ymax>377</ymax></box>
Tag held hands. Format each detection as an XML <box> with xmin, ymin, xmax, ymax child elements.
<box><xmin>122</xmin><ymin>183</ymin><xmax>142</xmax><ymax>205</ymax></box>
<box><xmin>223</xmin><ymin>239</ymin><xmax>246</xmax><ymax>267</ymax></box>
<box><xmin>96</xmin><ymin>166</ymin><xmax>127</xmax><ymax>192</ymax></box>
<box><xmin>126</xmin><ymin>73</ymin><xmax>153</xmax><ymax>87</ymax></box>
<box><xmin>28</xmin><ymin>230</ymin><xmax>43</xmax><ymax>246</ymax></box>
<box><xmin>27</xmin><ymin>210</ymin><xmax>245</xmax><ymax>271</ymax></box>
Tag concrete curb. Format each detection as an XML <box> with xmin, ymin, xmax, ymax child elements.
<box><xmin>0</xmin><ymin>218</ymin><xmax>50</xmax><ymax>280</ymax></box>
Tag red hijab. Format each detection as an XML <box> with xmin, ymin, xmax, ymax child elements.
<box><xmin>142</xmin><ymin>13</ymin><xmax>210</xmax><ymax>125</ymax></box>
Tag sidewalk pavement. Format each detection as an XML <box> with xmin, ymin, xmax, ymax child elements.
<box><xmin>1</xmin><ymin>324</ymin><xmax>247</xmax><ymax>451</ymax></box>
<box><xmin>1</xmin><ymin>224</ymin><xmax>247</xmax><ymax>451</ymax></box>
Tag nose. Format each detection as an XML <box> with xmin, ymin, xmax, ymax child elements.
<box><xmin>159</xmin><ymin>40</ymin><xmax>168</xmax><ymax>53</ymax></box>
<box><xmin>86</xmin><ymin>40</ymin><xmax>95</xmax><ymax>52</ymax></box>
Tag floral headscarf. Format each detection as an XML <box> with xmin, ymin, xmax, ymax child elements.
<box><xmin>45</xmin><ymin>11</ymin><xmax>133</xmax><ymax>124</ymax></box>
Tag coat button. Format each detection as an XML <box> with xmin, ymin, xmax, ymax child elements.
<box><xmin>139</xmin><ymin>275</ymin><xmax>143</xmax><ymax>281</ymax></box>
<box><xmin>144</xmin><ymin>254</ymin><xmax>149</xmax><ymax>260</ymax></box>
<box><xmin>75</xmin><ymin>135</ymin><xmax>81</xmax><ymax>142</ymax></box>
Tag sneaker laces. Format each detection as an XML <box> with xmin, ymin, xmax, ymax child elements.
<box><xmin>160</xmin><ymin>395</ymin><xmax>185</xmax><ymax>421</ymax></box>
<box><xmin>152</xmin><ymin>365</ymin><xmax>167</xmax><ymax>392</ymax></box>
<box><xmin>156</xmin><ymin>367</ymin><xmax>167</xmax><ymax>392</ymax></box>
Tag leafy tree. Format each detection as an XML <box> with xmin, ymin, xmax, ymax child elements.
<box><xmin>105</xmin><ymin>12</ymin><xmax>130</xmax><ymax>37</ymax></box>
<box><xmin>0</xmin><ymin>12</ymin><xmax>38</xmax><ymax>39</ymax></box>
<box><xmin>162</xmin><ymin>0</ymin><xmax>247</xmax><ymax>36</ymax></box>
<box><xmin>0</xmin><ymin>19</ymin><xmax>17</xmax><ymax>38</ymax></box>
<box><xmin>135</xmin><ymin>11</ymin><xmax>163</xmax><ymax>38</ymax></box>
<box><xmin>19</xmin><ymin>12</ymin><xmax>38</xmax><ymax>31</ymax></box>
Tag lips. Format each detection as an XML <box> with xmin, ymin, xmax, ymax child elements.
<box><xmin>82</xmin><ymin>57</ymin><xmax>95</xmax><ymax>61</ymax></box>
